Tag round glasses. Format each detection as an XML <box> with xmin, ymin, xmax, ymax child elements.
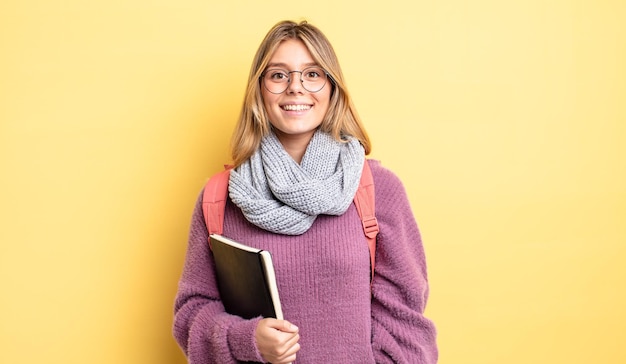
<box><xmin>261</xmin><ymin>66</ymin><xmax>330</xmax><ymax>94</ymax></box>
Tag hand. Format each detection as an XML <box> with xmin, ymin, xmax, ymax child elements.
<box><xmin>255</xmin><ymin>318</ymin><xmax>300</xmax><ymax>364</ymax></box>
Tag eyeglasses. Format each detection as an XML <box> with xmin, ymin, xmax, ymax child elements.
<box><xmin>261</xmin><ymin>66</ymin><xmax>330</xmax><ymax>94</ymax></box>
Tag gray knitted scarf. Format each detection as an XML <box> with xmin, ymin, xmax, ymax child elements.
<box><xmin>228</xmin><ymin>130</ymin><xmax>365</xmax><ymax>235</ymax></box>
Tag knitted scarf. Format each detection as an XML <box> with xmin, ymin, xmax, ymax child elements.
<box><xmin>228</xmin><ymin>130</ymin><xmax>365</xmax><ymax>235</ymax></box>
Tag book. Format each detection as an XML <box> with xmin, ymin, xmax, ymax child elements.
<box><xmin>209</xmin><ymin>234</ymin><xmax>283</xmax><ymax>320</ymax></box>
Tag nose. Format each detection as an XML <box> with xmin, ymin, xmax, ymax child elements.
<box><xmin>286</xmin><ymin>71</ymin><xmax>305</xmax><ymax>94</ymax></box>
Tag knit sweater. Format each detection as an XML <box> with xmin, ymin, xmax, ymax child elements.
<box><xmin>173</xmin><ymin>160</ymin><xmax>438</xmax><ymax>363</ymax></box>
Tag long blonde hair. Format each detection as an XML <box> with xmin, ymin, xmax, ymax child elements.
<box><xmin>230</xmin><ymin>20</ymin><xmax>371</xmax><ymax>167</ymax></box>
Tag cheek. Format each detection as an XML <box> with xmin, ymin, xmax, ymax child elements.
<box><xmin>317</xmin><ymin>91</ymin><xmax>332</xmax><ymax>113</ymax></box>
<box><xmin>261</xmin><ymin>90</ymin><xmax>272</xmax><ymax>108</ymax></box>
<box><xmin>261</xmin><ymin>93</ymin><xmax>280</xmax><ymax>120</ymax></box>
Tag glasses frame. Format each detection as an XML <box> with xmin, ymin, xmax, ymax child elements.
<box><xmin>261</xmin><ymin>66</ymin><xmax>332</xmax><ymax>94</ymax></box>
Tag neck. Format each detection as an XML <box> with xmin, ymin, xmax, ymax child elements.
<box><xmin>273</xmin><ymin>130</ymin><xmax>316</xmax><ymax>164</ymax></box>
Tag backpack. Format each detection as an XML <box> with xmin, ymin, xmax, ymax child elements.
<box><xmin>202</xmin><ymin>161</ymin><xmax>379</xmax><ymax>281</ymax></box>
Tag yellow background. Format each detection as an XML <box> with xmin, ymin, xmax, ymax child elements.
<box><xmin>1</xmin><ymin>1</ymin><xmax>624</xmax><ymax>363</ymax></box>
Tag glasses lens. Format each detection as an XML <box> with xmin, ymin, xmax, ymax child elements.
<box><xmin>263</xmin><ymin>69</ymin><xmax>290</xmax><ymax>94</ymax></box>
<box><xmin>262</xmin><ymin>67</ymin><xmax>328</xmax><ymax>94</ymax></box>
<box><xmin>301</xmin><ymin>67</ymin><xmax>327</xmax><ymax>93</ymax></box>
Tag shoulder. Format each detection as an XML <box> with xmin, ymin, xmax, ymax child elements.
<box><xmin>366</xmin><ymin>159</ymin><xmax>414</xmax><ymax>215</ymax></box>
<box><xmin>366</xmin><ymin>159</ymin><xmax>405</xmax><ymax>193</ymax></box>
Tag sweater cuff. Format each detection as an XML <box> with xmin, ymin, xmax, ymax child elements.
<box><xmin>228</xmin><ymin>316</ymin><xmax>265</xmax><ymax>362</ymax></box>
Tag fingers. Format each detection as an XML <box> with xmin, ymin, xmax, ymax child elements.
<box><xmin>272</xmin><ymin>340</ymin><xmax>300</xmax><ymax>364</ymax></box>
<box><xmin>265</xmin><ymin>335</ymin><xmax>299</xmax><ymax>364</ymax></box>
<box><xmin>256</xmin><ymin>319</ymin><xmax>301</xmax><ymax>364</ymax></box>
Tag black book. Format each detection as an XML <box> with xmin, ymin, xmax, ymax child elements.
<box><xmin>209</xmin><ymin>234</ymin><xmax>283</xmax><ymax>320</ymax></box>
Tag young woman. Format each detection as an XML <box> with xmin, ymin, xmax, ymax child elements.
<box><xmin>173</xmin><ymin>20</ymin><xmax>438</xmax><ymax>364</ymax></box>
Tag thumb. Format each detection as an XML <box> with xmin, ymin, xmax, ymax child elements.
<box><xmin>273</xmin><ymin>319</ymin><xmax>299</xmax><ymax>333</ymax></box>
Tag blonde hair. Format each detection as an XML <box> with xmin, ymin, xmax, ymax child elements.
<box><xmin>230</xmin><ymin>20</ymin><xmax>372</xmax><ymax>167</ymax></box>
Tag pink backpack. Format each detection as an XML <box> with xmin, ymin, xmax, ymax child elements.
<box><xmin>202</xmin><ymin>161</ymin><xmax>379</xmax><ymax>280</ymax></box>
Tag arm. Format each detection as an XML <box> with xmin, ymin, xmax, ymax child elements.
<box><xmin>173</xmin><ymin>192</ymin><xmax>266</xmax><ymax>364</ymax></box>
<box><xmin>369</xmin><ymin>162</ymin><xmax>438</xmax><ymax>363</ymax></box>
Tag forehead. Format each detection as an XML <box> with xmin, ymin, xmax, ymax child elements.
<box><xmin>267</xmin><ymin>39</ymin><xmax>318</xmax><ymax>68</ymax></box>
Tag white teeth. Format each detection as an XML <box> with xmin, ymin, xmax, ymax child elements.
<box><xmin>282</xmin><ymin>104</ymin><xmax>311</xmax><ymax>111</ymax></box>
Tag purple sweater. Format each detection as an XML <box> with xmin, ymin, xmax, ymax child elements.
<box><xmin>173</xmin><ymin>160</ymin><xmax>438</xmax><ymax>363</ymax></box>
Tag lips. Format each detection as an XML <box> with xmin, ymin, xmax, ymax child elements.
<box><xmin>281</xmin><ymin>104</ymin><xmax>312</xmax><ymax>111</ymax></box>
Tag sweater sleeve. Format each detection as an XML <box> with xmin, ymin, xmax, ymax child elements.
<box><xmin>369</xmin><ymin>162</ymin><xmax>438</xmax><ymax>363</ymax></box>
<box><xmin>173</xmin><ymin>191</ymin><xmax>266</xmax><ymax>364</ymax></box>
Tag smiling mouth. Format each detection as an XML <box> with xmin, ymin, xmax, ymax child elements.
<box><xmin>281</xmin><ymin>104</ymin><xmax>312</xmax><ymax>111</ymax></box>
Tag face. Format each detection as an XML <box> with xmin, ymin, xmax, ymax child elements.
<box><xmin>261</xmin><ymin>39</ymin><xmax>332</xmax><ymax>145</ymax></box>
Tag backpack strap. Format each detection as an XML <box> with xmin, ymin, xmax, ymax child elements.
<box><xmin>202</xmin><ymin>165</ymin><xmax>233</xmax><ymax>236</ymax></box>
<box><xmin>352</xmin><ymin>160</ymin><xmax>379</xmax><ymax>282</ymax></box>
<box><xmin>202</xmin><ymin>161</ymin><xmax>379</xmax><ymax>281</ymax></box>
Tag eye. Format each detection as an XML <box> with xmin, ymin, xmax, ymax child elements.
<box><xmin>267</xmin><ymin>69</ymin><xmax>289</xmax><ymax>81</ymax></box>
<box><xmin>304</xmin><ymin>68</ymin><xmax>322</xmax><ymax>79</ymax></box>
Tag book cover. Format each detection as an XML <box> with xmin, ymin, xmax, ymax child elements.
<box><xmin>209</xmin><ymin>234</ymin><xmax>283</xmax><ymax>320</ymax></box>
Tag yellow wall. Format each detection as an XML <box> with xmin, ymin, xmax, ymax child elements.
<box><xmin>1</xmin><ymin>1</ymin><xmax>624</xmax><ymax>363</ymax></box>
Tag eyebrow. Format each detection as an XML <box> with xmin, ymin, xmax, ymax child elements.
<box><xmin>266</xmin><ymin>62</ymin><xmax>319</xmax><ymax>69</ymax></box>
